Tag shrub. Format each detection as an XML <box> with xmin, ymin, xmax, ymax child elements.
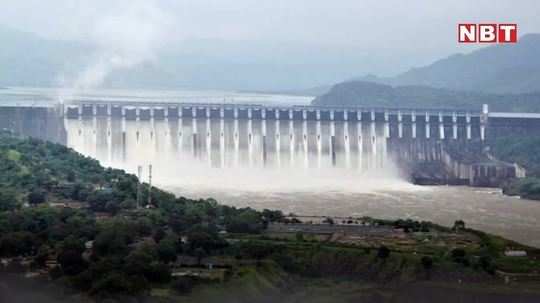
<box><xmin>377</xmin><ymin>246</ymin><xmax>390</xmax><ymax>259</ymax></box>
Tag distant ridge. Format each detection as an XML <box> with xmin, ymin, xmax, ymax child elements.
<box><xmin>355</xmin><ymin>34</ymin><xmax>540</xmax><ymax>94</ymax></box>
<box><xmin>312</xmin><ymin>81</ymin><xmax>540</xmax><ymax>113</ymax></box>
<box><xmin>313</xmin><ymin>34</ymin><xmax>540</xmax><ymax>112</ymax></box>
<box><xmin>240</xmin><ymin>84</ymin><xmax>331</xmax><ymax>97</ymax></box>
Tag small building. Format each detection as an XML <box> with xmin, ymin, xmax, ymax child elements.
<box><xmin>470</xmin><ymin>161</ymin><xmax>521</xmax><ymax>187</ymax></box>
<box><xmin>85</xmin><ymin>240</ymin><xmax>94</xmax><ymax>250</ymax></box>
<box><xmin>504</xmin><ymin>250</ymin><xmax>527</xmax><ymax>257</ymax></box>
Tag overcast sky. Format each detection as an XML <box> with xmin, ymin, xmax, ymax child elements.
<box><xmin>1</xmin><ymin>0</ymin><xmax>539</xmax><ymax>88</ymax></box>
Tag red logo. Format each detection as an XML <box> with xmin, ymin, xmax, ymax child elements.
<box><xmin>458</xmin><ymin>23</ymin><xmax>517</xmax><ymax>43</ymax></box>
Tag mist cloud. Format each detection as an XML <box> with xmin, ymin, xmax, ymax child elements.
<box><xmin>1</xmin><ymin>0</ymin><xmax>540</xmax><ymax>90</ymax></box>
<box><xmin>68</xmin><ymin>0</ymin><xmax>173</xmax><ymax>90</ymax></box>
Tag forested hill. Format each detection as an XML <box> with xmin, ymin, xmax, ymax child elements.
<box><xmin>355</xmin><ymin>34</ymin><xmax>540</xmax><ymax>94</ymax></box>
<box><xmin>0</xmin><ymin>132</ymin><xmax>279</xmax><ymax>296</ymax></box>
<box><xmin>1</xmin><ymin>132</ymin><xmax>540</xmax><ymax>300</ymax></box>
<box><xmin>312</xmin><ymin>81</ymin><xmax>540</xmax><ymax>112</ymax></box>
<box><xmin>0</xmin><ymin>132</ymin><xmax>144</xmax><ymax>212</ymax></box>
<box><xmin>0</xmin><ymin>131</ymin><xmax>271</xmax><ymax>222</ymax></box>
<box><xmin>312</xmin><ymin>34</ymin><xmax>540</xmax><ymax>109</ymax></box>
<box><xmin>489</xmin><ymin>136</ymin><xmax>540</xmax><ymax>200</ymax></box>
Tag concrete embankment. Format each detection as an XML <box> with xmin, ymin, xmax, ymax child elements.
<box><xmin>389</xmin><ymin>138</ymin><xmax>525</xmax><ymax>187</ymax></box>
<box><xmin>0</xmin><ymin>106</ymin><xmax>66</xmax><ymax>144</ymax></box>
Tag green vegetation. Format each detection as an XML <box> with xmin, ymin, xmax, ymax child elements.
<box><xmin>490</xmin><ymin>137</ymin><xmax>540</xmax><ymax>176</ymax></box>
<box><xmin>0</xmin><ymin>133</ymin><xmax>539</xmax><ymax>300</ymax></box>
<box><xmin>0</xmin><ymin>134</ymin><xmax>276</xmax><ymax>296</ymax></box>
<box><xmin>502</xmin><ymin>177</ymin><xmax>540</xmax><ymax>199</ymax></box>
<box><xmin>489</xmin><ymin>136</ymin><xmax>540</xmax><ymax>200</ymax></box>
<box><xmin>312</xmin><ymin>81</ymin><xmax>540</xmax><ymax>112</ymax></box>
<box><xmin>352</xmin><ymin>34</ymin><xmax>540</xmax><ymax>96</ymax></box>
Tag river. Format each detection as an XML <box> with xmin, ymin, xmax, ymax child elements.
<box><xmin>164</xmin><ymin>183</ymin><xmax>540</xmax><ymax>248</ymax></box>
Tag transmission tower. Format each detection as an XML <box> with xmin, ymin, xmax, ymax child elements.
<box><xmin>136</xmin><ymin>165</ymin><xmax>142</xmax><ymax>209</ymax></box>
<box><xmin>148</xmin><ymin>164</ymin><xmax>153</xmax><ymax>206</ymax></box>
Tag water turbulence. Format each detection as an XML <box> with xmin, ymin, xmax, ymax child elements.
<box><xmin>65</xmin><ymin>116</ymin><xmax>412</xmax><ymax>193</ymax></box>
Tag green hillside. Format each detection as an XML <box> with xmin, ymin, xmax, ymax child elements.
<box><xmin>356</xmin><ymin>34</ymin><xmax>540</xmax><ymax>94</ymax></box>
<box><xmin>0</xmin><ymin>133</ymin><xmax>539</xmax><ymax>301</ymax></box>
<box><xmin>312</xmin><ymin>81</ymin><xmax>540</xmax><ymax>112</ymax></box>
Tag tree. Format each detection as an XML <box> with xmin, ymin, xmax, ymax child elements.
<box><xmin>67</xmin><ymin>170</ymin><xmax>76</xmax><ymax>182</ymax></box>
<box><xmin>453</xmin><ymin>220</ymin><xmax>466</xmax><ymax>231</ymax></box>
<box><xmin>157</xmin><ymin>235</ymin><xmax>178</xmax><ymax>263</ymax></box>
<box><xmin>104</xmin><ymin>200</ymin><xmax>121</xmax><ymax>215</ymax></box>
<box><xmin>93</xmin><ymin>228</ymin><xmax>132</xmax><ymax>257</ymax></box>
<box><xmin>239</xmin><ymin>242</ymin><xmax>275</xmax><ymax>266</ymax></box>
<box><xmin>173</xmin><ymin>277</ymin><xmax>194</xmax><ymax>294</ymax></box>
<box><xmin>478</xmin><ymin>255</ymin><xmax>495</xmax><ymax>274</ymax></box>
<box><xmin>90</xmin><ymin>271</ymin><xmax>148</xmax><ymax>295</ymax></box>
<box><xmin>147</xmin><ymin>263</ymin><xmax>172</xmax><ymax>283</ymax></box>
<box><xmin>262</xmin><ymin>209</ymin><xmax>284</xmax><ymax>222</ymax></box>
<box><xmin>451</xmin><ymin>248</ymin><xmax>467</xmax><ymax>265</ymax></box>
<box><xmin>377</xmin><ymin>245</ymin><xmax>390</xmax><ymax>260</ymax></box>
<box><xmin>0</xmin><ymin>188</ymin><xmax>19</xmax><ymax>211</ymax></box>
<box><xmin>323</xmin><ymin>217</ymin><xmax>335</xmax><ymax>225</ymax></box>
<box><xmin>123</xmin><ymin>243</ymin><xmax>164</xmax><ymax>282</ymax></box>
<box><xmin>420</xmin><ymin>256</ymin><xmax>433</xmax><ymax>280</ymax></box>
<box><xmin>187</xmin><ymin>230</ymin><xmax>226</xmax><ymax>254</ymax></box>
<box><xmin>0</xmin><ymin>232</ymin><xmax>38</xmax><ymax>257</ymax></box>
<box><xmin>87</xmin><ymin>190</ymin><xmax>114</xmax><ymax>212</ymax></box>
<box><xmin>58</xmin><ymin>249</ymin><xmax>87</xmax><ymax>275</ymax></box>
<box><xmin>34</xmin><ymin>244</ymin><xmax>51</xmax><ymax>267</ymax></box>
<box><xmin>60</xmin><ymin>235</ymin><xmax>85</xmax><ymax>254</ymax></box>
<box><xmin>153</xmin><ymin>227</ymin><xmax>166</xmax><ymax>243</ymax></box>
<box><xmin>194</xmin><ymin>247</ymin><xmax>207</xmax><ymax>266</ymax></box>
<box><xmin>421</xmin><ymin>256</ymin><xmax>433</xmax><ymax>271</ymax></box>
<box><xmin>451</xmin><ymin>248</ymin><xmax>466</xmax><ymax>259</ymax></box>
<box><xmin>225</xmin><ymin>209</ymin><xmax>264</xmax><ymax>234</ymax></box>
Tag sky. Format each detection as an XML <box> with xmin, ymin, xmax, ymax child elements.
<box><xmin>1</xmin><ymin>0</ymin><xmax>539</xmax><ymax>89</ymax></box>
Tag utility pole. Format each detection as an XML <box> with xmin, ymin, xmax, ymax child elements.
<box><xmin>148</xmin><ymin>164</ymin><xmax>153</xmax><ymax>207</ymax></box>
<box><xmin>136</xmin><ymin>165</ymin><xmax>142</xmax><ymax>209</ymax></box>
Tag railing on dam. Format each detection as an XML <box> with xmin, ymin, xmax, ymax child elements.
<box><xmin>63</xmin><ymin>100</ymin><xmax>482</xmax><ymax>118</ymax></box>
<box><xmin>62</xmin><ymin>100</ymin><xmax>487</xmax><ymax>141</ymax></box>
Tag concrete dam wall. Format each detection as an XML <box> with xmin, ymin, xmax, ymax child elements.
<box><xmin>0</xmin><ymin>106</ymin><xmax>65</xmax><ymax>144</ymax></box>
<box><xmin>388</xmin><ymin>138</ymin><xmax>524</xmax><ymax>187</ymax></box>
<box><xmin>0</xmin><ymin>102</ymin><xmax>528</xmax><ymax>187</ymax></box>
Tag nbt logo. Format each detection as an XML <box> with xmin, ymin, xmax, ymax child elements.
<box><xmin>458</xmin><ymin>24</ymin><xmax>517</xmax><ymax>43</ymax></box>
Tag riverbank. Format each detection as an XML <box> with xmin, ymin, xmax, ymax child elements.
<box><xmin>2</xmin><ymin>270</ymin><xmax>540</xmax><ymax>303</ymax></box>
<box><xmin>5</xmin><ymin>215</ymin><xmax>539</xmax><ymax>302</ymax></box>
<box><xmin>3</xmin><ymin>218</ymin><xmax>540</xmax><ymax>303</ymax></box>
<box><xmin>502</xmin><ymin>177</ymin><xmax>540</xmax><ymax>200</ymax></box>
<box><xmin>168</xmin><ymin>185</ymin><xmax>540</xmax><ymax>248</ymax></box>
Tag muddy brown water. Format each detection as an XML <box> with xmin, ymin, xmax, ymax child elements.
<box><xmin>167</xmin><ymin>185</ymin><xmax>540</xmax><ymax>248</ymax></box>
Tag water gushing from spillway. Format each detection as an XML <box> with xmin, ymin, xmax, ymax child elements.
<box><xmin>65</xmin><ymin>117</ymin><xmax>410</xmax><ymax>192</ymax></box>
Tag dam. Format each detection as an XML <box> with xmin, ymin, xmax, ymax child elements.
<box><xmin>0</xmin><ymin>97</ymin><xmax>535</xmax><ymax>186</ymax></box>
<box><xmin>59</xmin><ymin>101</ymin><xmax>488</xmax><ymax>175</ymax></box>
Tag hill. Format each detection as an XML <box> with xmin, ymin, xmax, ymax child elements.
<box><xmin>489</xmin><ymin>136</ymin><xmax>540</xmax><ymax>200</ymax></box>
<box><xmin>0</xmin><ymin>132</ymin><xmax>277</xmax><ymax>295</ymax></box>
<box><xmin>312</xmin><ymin>81</ymin><xmax>540</xmax><ymax>112</ymax></box>
<box><xmin>0</xmin><ymin>133</ymin><xmax>539</xmax><ymax>300</ymax></box>
<box><xmin>357</xmin><ymin>34</ymin><xmax>540</xmax><ymax>94</ymax></box>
